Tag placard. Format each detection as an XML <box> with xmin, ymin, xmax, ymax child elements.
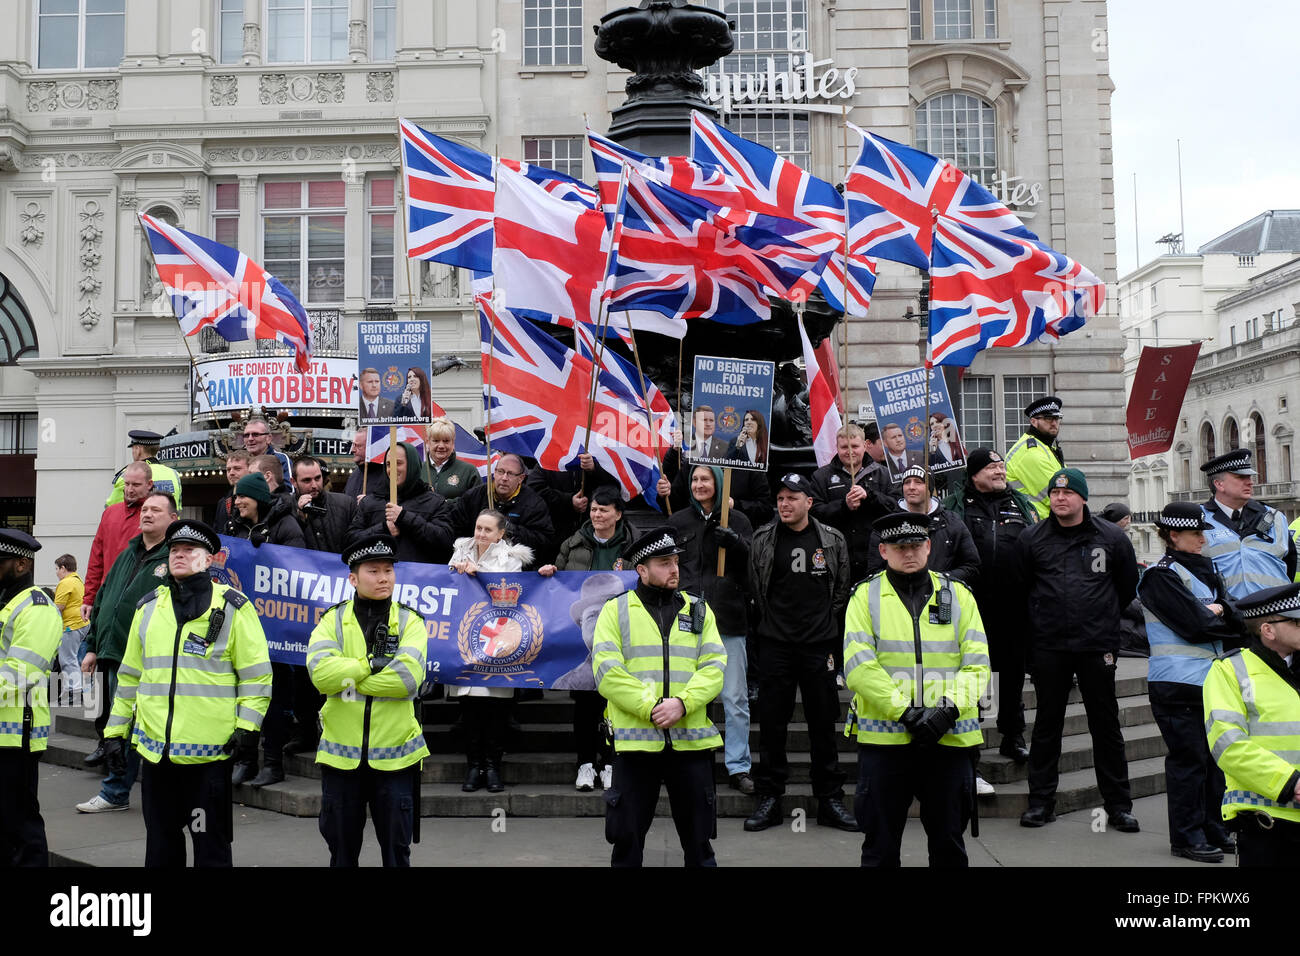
<box><xmin>357</xmin><ymin>319</ymin><xmax>434</xmax><ymax>426</ymax></box>
<box><xmin>866</xmin><ymin>366</ymin><xmax>966</xmax><ymax>482</ymax></box>
<box><xmin>687</xmin><ymin>355</ymin><xmax>775</xmax><ymax>472</ymax></box>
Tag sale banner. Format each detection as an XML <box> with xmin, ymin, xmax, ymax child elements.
<box><xmin>1126</xmin><ymin>344</ymin><xmax>1201</xmax><ymax>459</ymax></box>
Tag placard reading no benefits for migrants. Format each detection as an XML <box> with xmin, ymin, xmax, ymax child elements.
<box><xmin>357</xmin><ymin>319</ymin><xmax>433</xmax><ymax>426</ymax></box>
<box><xmin>866</xmin><ymin>366</ymin><xmax>966</xmax><ymax>483</ymax></box>
<box><xmin>688</xmin><ymin>355</ymin><xmax>775</xmax><ymax>472</ymax></box>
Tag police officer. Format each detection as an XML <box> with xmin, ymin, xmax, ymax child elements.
<box><xmin>1200</xmin><ymin>448</ymin><xmax>1296</xmax><ymax>599</ymax></box>
<box><xmin>1205</xmin><ymin>582</ymin><xmax>1300</xmax><ymax>865</ymax></box>
<box><xmin>843</xmin><ymin>512</ymin><xmax>990</xmax><ymax>866</ymax></box>
<box><xmin>106</xmin><ymin>430</ymin><xmax>183</xmax><ymax>510</ymax></box>
<box><xmin>0</xmin><ymin>529</ymin><xmax>62</xmax><ymax>866</ymax></box>
<box><xmin>1005</xmin><ymin>396</ymin><xmax>1064</xmax><ymax>520</ymax></box>
<box><xmin>102</xmin><ymin>519</ymin><xmax>271</xmax><ymax>867</ymax></box>
<box><xmin>306</xmin><ymin>533</ymin><xmax>430</xmax><ymax>867</ymax></box>
<box><xmin>592</xmin><ymin>530</ymin><xmax>727</xmax><ymax>867</ymax></box>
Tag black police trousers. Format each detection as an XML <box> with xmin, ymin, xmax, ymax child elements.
<box><xmin>754</xmin><ymin>638</ymin><xmax>846</xmax><ymax>799</ymax></box>
<box><xmin>319</xmin><ymin>763</ymin><xmax>418</xmax><ymax>867</ymax></box>
<box><xmin>1149</xmin><ymin>680</ymin><xmax>1228</xmax><ymax>849</ymax></box>
<box><xmin>0</xmin><ymin>749</ymin><xmax>48</xmax><ymax>867</ymax></box>
<box><xmin>140</xmin><ymin>758</ymin><xmax>234</xmax><ymax>867</ymax></box>
<box><xmin>604</xmin><ymin>748</ymin><xmax>716</xmax><ymax>868</ymax></box>
<box><xmin>854</xmin><ymin>743</ymin><xmax>973</xmax><ymax>867</ymax></box>
<box><xmin>1236</xmin><ymin>814</ymin><xmax>1300</xmax><ymax>867</ymax></box>
<box><xmin>1027</xmin><ymin>649</ymin><xmax>1132</xmax><ymax>813</ymax></box>
<box><xmin>572</xmin><ymin>690</ymin><xmax>611</xmax><ymax>769</ymax></box>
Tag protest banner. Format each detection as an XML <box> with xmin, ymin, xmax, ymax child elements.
<box><xmin>687</xmin><ymin>355</ymin><xmax>775</xmax><ymax>472</ymax></box>
<box><xmin>357</xmin><ymin>319</ymin><xmax>434</xmax><ymax>427</ymax></box>
<box><xmin>867</xmin><ymin>366</ymin><xmax>966</xmax><ymax>483</ymax></box>
<box><xmin>191</xmin><ymin>355</ymin><xmax>359</xmax><ymax>416</ymax></box>
<box><xmin>1126</xmin><ymin>343</ymin><xmax>1201</xmax><ymax>459</ymax></box>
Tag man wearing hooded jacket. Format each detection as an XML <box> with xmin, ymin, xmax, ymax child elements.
<box><xmin>349</xmin><ymin>442</ymin><xmax>451</xmax><ymax>564</ymax></box>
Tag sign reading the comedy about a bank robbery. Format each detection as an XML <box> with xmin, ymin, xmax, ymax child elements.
<box><xmin>191</xmin><ymin>356</ymin><xmax>359</xmax><ymax>416</ymax></box>
<box><xmin>867</xmin><ymin>367</ymin><xmax>965</xmax><ymax>483</ymax></box>
<box><xmin>211</xmin><ymin>536</ymin><xmax>637</xmax><ymax>690</ymax></box>
<box><xmin>356</xmin><ymin>320</ymin><xmax>433</xmax><ymax>427</ymax></box>
<box><xmin>687</xmin><ymin>355</ymin><xmax>775</xmax><ymax>472</ymax></box>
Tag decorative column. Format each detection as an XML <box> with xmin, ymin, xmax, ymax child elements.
<box><xmin>243</xmin><ymin>0</ymin><xmax>262</xmax><ymax>65</ymax></box>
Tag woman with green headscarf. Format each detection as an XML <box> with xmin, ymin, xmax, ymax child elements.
<box><xmin>348</xmin><ymin>441</ymin><xmax>453</xmax><ymax>563</ymax></box>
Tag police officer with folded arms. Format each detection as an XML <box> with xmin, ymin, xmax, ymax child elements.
<box><xmin>1200</xmin><ymin>448</ymin><xmax>1296</xmax><ymax>600</ymax></box>
<box><xmin>0</xmin><ymin>530</ymin><xmax>62</xmax><ymax>866</ymax></box>
<box><xmin>1205</xmin><ymin>582</ymin><xmax>1300</xmax><ymax>865</ymax></box>
<box><xmin>592</xmin><ymin>530</ymin><xmax>727</xmax><ymax>867</ymax></box>
<box><xmin>307</xmin><ymin>533</ymin><xmax>430</xmax><ymax>867</ymax></box>
<box><xmin>101</xmin><ymin>520</ymin><xmax>271</xmax><ymax>867</ymax></box>
<box><xmin>843</xmin><ymin>512</ymin><xmax>990</xmax><ymax>866</ymax></box>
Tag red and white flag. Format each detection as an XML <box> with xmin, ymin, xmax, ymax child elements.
<box><xmin>797</xmin><ymin>314</ymin><xmax>842</xmax><ymax>468</ymax></box>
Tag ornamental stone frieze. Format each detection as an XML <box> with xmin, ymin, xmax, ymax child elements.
<box><xmin>26</xmin><ymin>79</ymin><xmax>120</xmax><ymax>111</ymax></box>
<box><xmin>258</xmin><ymin>72</ymin><xmax>346</xmax><ymax>105</ymax></box>
<box><xmin>19</xmin><ymin>152</ymin><xmax>117</xmax><ymax>170</ymax></box>
<box><xmin>210</xmin><ymin>74</ymin><xmax>238</xmax><ymax>106</ymax></box>
<box><xmin>77</xmin><ymin>199</ymin><xmax>106</xmax><ymax>331</ymax></box>
<box><xmin>19</xmin><ymin>203</ymin><xmax>45</xmax><ymax>247</ymax></box>
<box><xmin>366</xmin><ymin>72</ymin><xmax>394</xmax><ymax>102</ymax></box>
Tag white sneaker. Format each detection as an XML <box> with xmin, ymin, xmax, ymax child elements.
<box><xmin>575</xmin><ymin>762</ymin><xmax>596</xmax><ymax>792</ymax></box>
<box><xmin>76</xmin><ymin>794</ymin><xmax>129</xmax><ymax>813</ymax></box>
<box><xmin>975</xmin><ymin>775</ymin><xmax>995</xmax><ymax>796</ymax></box>
<box><xmin>600</xmin><ymin>765</ymin><xmax>613</xmax><ymax>789</ymax></box>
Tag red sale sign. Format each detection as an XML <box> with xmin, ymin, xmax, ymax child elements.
<box><xmin>1126</xmin><ymin>344</ymin><xmax>1201</xmax><ymax>459</ymax></box>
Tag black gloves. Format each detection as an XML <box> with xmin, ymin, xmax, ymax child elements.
<box><xmin>223</xmin><ymin>728</ymin><xmax>260</xmax><ymax>764</ymax></box>
<box><xmin>901</xmin><ymin>698</ymin><xmax>960</xmax><ymax>745</ymax></box>
<box><xmin>711</xmin><ymin>524</ymin><xmax>741</xmax><ymax>549</ymax></box>
<box><xmin>103</xmin><ymin>736</ymin><xmax>127</xmax><ymax>776</ymax></box>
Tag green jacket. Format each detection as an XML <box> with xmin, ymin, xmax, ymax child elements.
<box><xmin>555</xmin><ymin>519</ymin><xmax>628</xmax><ymax>572</ymax></box>
<box><xmin>85</xmin><ymin>535</ymin><xmax>170</xmax><ymax>665</ymax></box>
<box><xmin>428</xmin><ymin>453</ymin><xmax>482</xmax><ymax>500</ymax></box>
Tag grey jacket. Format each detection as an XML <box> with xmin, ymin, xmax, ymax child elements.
<box><xmin>748</xmin><ymin>516</ymin><xmax>850</xmax><ymax>640</ymax></box>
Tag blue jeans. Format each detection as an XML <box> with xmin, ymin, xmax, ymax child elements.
<box><xmin>99</xmin><ymin>666</ymin><xmax>141</xmax><ymax>806</ymax></box>
<box><xmin>720</xmin><ymin>634</ymin><xmax>751</xmax><ymax>776</ymax></box>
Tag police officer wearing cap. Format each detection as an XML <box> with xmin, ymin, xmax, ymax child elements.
<box><xmin>106</xmin><ymin>430</ymin><xmax>183</xmax><ymax>510</ymax></box>
<box><xmin>591</xmin><ymin>529</ymin><xmax>727</xmax><ymax>867</ymax></box>
<box><xmin>102</xmin><ymin>519</ymin><xmax>271</xmax><ymax>867</ymax></box>
<box><xmin>1200</xmin><ymin>448</ymin><xmax>1296</xmax><ymax>600</ymax></box>
<box><xmin>307</xmin><ymin>533</ymin><xmax>430</xmax><ymax>867</ymax></box>
<box><xmin>1138</xmin><ymin>502</ymin><xmax>1240</xmax><ymax>863</ymax></box>
<box><xmin>0</xmin><ymin>529</ymin><xmax>62</xmax><ymax>865</ymax></box>
<box><xmin>1005</xmin><ymin>396</ymin><xmax>1064</xmax><ymax>520</ymax></box>
<box><xmin>843</xmin><ymin>512</ymin><xmax>989</xmax><ymax>866</ymax></box>
<box><xmin>1205</xmin><ymin>582</ymin><xmax>1300</xmax><ymax>865</ymax></box>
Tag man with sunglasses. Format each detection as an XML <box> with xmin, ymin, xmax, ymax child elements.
<box><xmin>239</xmin><ymin>417</ymin><xmax>294</xmax><ymax>494</ymax></box>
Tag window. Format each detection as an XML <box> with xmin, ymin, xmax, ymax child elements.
<box><xmin>37</xmin><ymin>0</ymin><xmax>125</xmax><ymax>69</ymax></box>
<box><xmin>915</xmin><ymin>92</ymin><xmax>997</xmax><ymax>187</ymax></box>
<box><xmin>1230</xmin><ymin>325</ymin><xmax>1237</xmax><ymax>346</ymax></box>
<box><xmin>732</xmin><ymin>111</ymin><xmax>811</xmax><ymax>168</ymax></box>
<box><xmin>267</xmin><ymin>0</ymin><xmax>347</xmax><ymax>63</ymax></box>
<box><xmin>1181</xmin><ymin>458</ymin><xmax>1191</xmax><ymax>491</ymax></box>
<box><xmin>1224</xmin><ymin>416</ymin><xmax>1239</xmax><ymax>452</ymax></box>
<box><xmin>1150</xmin><ymin>280</ymin><xmax>1157</xmax><ymax>306</ymax></box>
<box><xmin>933</xmin><ymin>0</ymin><xmax>972</xmax><ymax>39</ymax></box>
<box><xmin>219</xmin><ymin>0</ymin><xmax>243</xmax><ymax>64</ymax></box>
<box><xmin>958</xmin><ymin>376</ymin><xmax>994</xmax><ymax>450</ymax></box>
<box><xmin>523</xmin><ymin>0</ymin><xmax>583</xmax><ymax>67</ymax></box>
<box><xmin>1001</xmin><ymin>375</ymin><xmax>1047</xmax><ymax>452</ymax></box>
<box><xmin>212</xmin><ymin>182</ymin><xmax>240</xmax><ymax>247</ymax></box>
<box><xmin>1251</xmin><ymin>412</ymin><xmax>1267</xmax><ymax>484</ymax></box>
<box><xmin>983</xmin><ymin>0</ymin><xmax>997</xmax><ymax>37</ymax></box>
<box><xmin>523</xmin><ymin>136</ymin><xmax>585</xmax><ymax>181</ymax></box>
<box><xmin>262</xmin><ymin>180</ymin><xmax>345</xmax><ymax>305</ymax></box>
<box><xmin>0</xmin><ymin>414</ymin><xmax>37</xmax><ymax>455</ymax></box>
<box><xmin>1282</xmin><ymin>444</ymin><xmax>1292</xmax><ymax>484</ymax></box>
<box><xmin>1200</xmin><ymin>422</ymin><xmax>1216</xmax><ymax>475</ymax></box>
<box><xmin>371</xmin><ymin>0</ymin><xmax>396</xmax><ymax>61</ymax></box>
<box><xmin>367</xmin><ymin>177</ymin><xmax>395</xmax><ymax>302</ymax></box>
<box><xmin>713</xmin><ymin>0</ymin><xmax>807</xmax><ymax>75</ymax></box>
<box><xmin>910</xmin><ymin>0</ymin><xmax>922</xmax><ymax>39</ymax></box>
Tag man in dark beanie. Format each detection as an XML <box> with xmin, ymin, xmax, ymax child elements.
<box><xmin>232</xmin><ymin>472</ymin><xmax>306</xmax><ymax>549</ymax></box>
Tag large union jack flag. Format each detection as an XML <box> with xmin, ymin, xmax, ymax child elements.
<box><xmin>928</xmin><ymin>214</ymin><xmax>1105</xmax><ymax>368</ymax></box>
<box><xmin>139</xmin><ymin>212</ymin><xmax>313</xmax><ymax>371</ymax></box>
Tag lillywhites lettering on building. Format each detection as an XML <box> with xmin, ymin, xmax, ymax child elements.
<box><xmin>704</xmin><ymin>54</ymin><xmax>858</xmax><ymax>112</ymax></box>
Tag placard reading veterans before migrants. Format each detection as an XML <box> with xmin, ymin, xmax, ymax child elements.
<box><xmin>211</xmin><ymin>536</ymin><xmax>637</xmax><ymax>690</ymax></box>
<box><xmin>357</xmin><ymin>319</ymin><xmax>434</xmax><ymax>426</ymax></box>
<box><xmin>191</xmin><ymin>356</ymin><xmax>360</xmax><ymax>416</ymax></box>
<box><xmin>688</xmin><ymin>355</ymin><xmax>775</xmax><ymax>471</ymax></box>
<box><xmin>867</xmin><ymin>366</ymin><xmax>966</xmax><ymax>482</ymax></box>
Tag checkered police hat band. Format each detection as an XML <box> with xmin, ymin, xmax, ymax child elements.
<box><xmin>348</xmin><ymin>543</ymin><xmax>395</xmax><ymax>564</ymax></box>
<box><xmin>171</xmin><ymin>526</ymin><xmax>211</xmax><ymax>547</ymax></box>
<box><xmin>1245</xmin><ymin>596</ymin><xmax>1300</xmax><ymax>619</ymax></box>
<box><xmin>633</xmin><ymin>533</ymin><xmax>677</xmax><ymax>565</ymax></box>
<box><xmin>0</xmin><ymin>541</ymin><xmax>35</xmax><ymax>560</ymax></box>
<box><xmin>1157</xmin><ymin>516</ymin><xmax>1203</xmax><ymax>529</ymax></box>
<box><xmin>883</xmin><ymin>521</ymin><xmax>929</xmax><ymax>540</ymax></box>
<box><xmin>1210</xmin><ymin>454</ymin><xmax>1251</xmax><ymax>474</ymax></box>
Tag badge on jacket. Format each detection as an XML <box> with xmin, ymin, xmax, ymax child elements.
<box><xmin>812</xmin><ymin>548</ymin><xmax>827</xmax><ymax>572</ymax></box>
<box><xmin>447</xmin><ymin>475</ymin><xmax>459</xmax><ymax>486</ymax></box>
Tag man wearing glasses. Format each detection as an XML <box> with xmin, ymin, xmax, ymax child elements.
<box><xmin>436</xmin><ymin>454</ymin><xmax>553</xmax><ymax>570</ymax></box>
<box><xmin>240</xmin><ymin>417</ymin><xmax>294</xmax><ymax>494</ymax></box>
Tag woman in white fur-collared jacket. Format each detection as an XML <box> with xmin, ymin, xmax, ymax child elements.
<box><xmin>448</xmin><ymin>509</ymin><xmax>533</xmax><ymax>794</ymax></box>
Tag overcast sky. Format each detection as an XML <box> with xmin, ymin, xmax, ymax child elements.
<box><xmin>1108</xmin><ymin>0</ymin><xmax>1300</xmax><ymax>276</ymax></box>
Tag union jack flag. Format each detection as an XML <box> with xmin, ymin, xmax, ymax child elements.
<box><xmin>449</xmin><ymin>423</ymin><xmax>501</xmax><ymax>478</ymax></box>
<box><xmin>587</xmin><ymin>126</ymin><xmax>737</xmax><ymax>221</ymax></box>
<box><xmin>139</xmin><ymin>212</ymin><xmax>313</xmax><ymax>371</ymax></box>
<box><xmin>844</xmin><ymin>124</ymin><xmax>1039</xmax><ymax>270</ymax></box>
<box><xmin>571</xmin><ymin>322</ymin><xmax>677</xmax><ymax>456</ymax></box>
<box><xmin>927</xmin><ymin>214</ymin><xmax>1105</xmax><ymax>368</ymax></box>
<box><xmin>399</xmin><ymin>118</ymin><xmax>597</xmax><ymax>272</ymax></box>
<box><xmin>365</xmin><ymin>425</ymin><xmax>425</xmax><ymax>464</ymax></box>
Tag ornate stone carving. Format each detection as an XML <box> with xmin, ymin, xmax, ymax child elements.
<box><xmin>118</xmin><ymin>192</ymin><xmax>138</xmax><ymax>208</ymax></box>
<box><xmin>289</xmin><ymin>75</ymin><xmax>314</xmax><ymax>100</ymax></box>
<box><xmin>210</xmin><ymin>74</ymin><xmax>238</xmax><ymax>106</ymax></box>
<box><xmin>243</xmin><ymin>22</ymin><xmax>261</xmax><ymax>56</ymax></box>
<box><xmin>26</xmin><ymin>82</ymin><xmax>57</xmax><ymax>111</ymax></box>
<box><xmin>86</xmin><ymin>80</ymin><xmax>119</xmax><ymax>110</ymax></box>
<box><xmin>205</xmin><ymin>148</ymin><xmax>242</xmax><ymax>163</ymax></box>
<box><xmin>0</xmin><ymin>147</ymin><xmax>17</xmax><ymax>172</ymax></box>
<box><xmin>349</xmin><ymin>20</ymin><xmax>368</xmax><ymax>57</ymax></box>
<box><xmin>366</xmin><ymin>71</ymin><xmax>394</xmax><ymax>102</ymax></box>
<box><xmin>20</xmin><ymin>152</ymin><xmax>116</xmax><ymax>170</ymax></box>
<box><xmin>181</xmin><ymin>190</ymin><xmax>202</xmax><ymax>207</ymax></box>
<box><xmin>77</xmin><ymin>200</ymin><xmax>106</xmax><ymax>330</ymax></box>
<box><xmin>19</xmin><ymin>203</ymin><xmax>45</xmax><ymax>247</ymax></box>
<box><xmin>259</xmin><ymin>74</ymin><xmax>290</xmax><ymax>104</ymax></box>
<box><xmin>25</xmin><ymin>79</ymin><xmax>120</xmax><ymax>111</ymax></box>
<box><xmin>315</xmin><ymin>72</ymin><xmax>345</xmax><ymax>103</ymax></box>
<box><xmin>79</xmin><ymin>304</ymin><xmax>101</xmax><ymax>331</ymax></box>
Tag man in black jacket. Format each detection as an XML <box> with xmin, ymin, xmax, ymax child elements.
<box><xmin>344</xmin><ymin>429</ymin><xmax>385</xmax><ymax>501</ymax></box>
<box><xmin>435</xmin><ymin>454</ymin><xmax>553</xmax><ymax>570</ymax></box>
<box><xmin>942</xmin><ymin>449</ymin><xmax>1037</xmax><ymax>762</ymax></box>
<box><xmin>293</xmin><ymin>456</ymin><xmax>357</xmax><ymax>555</ymax></box>
<box><xmin>1014</xmin><ymin>467</ymin><xmax>1140</xmax><ymax>832</ymax></box>
<box><xmin>866</xmin><ymin>466</ymin><xmax>980</xmax><ymax>585</ymax></box>
<box><xmin>809</xmin><ymin>423</ymin><xmax>894</xmax><ymax>585</ymax></box>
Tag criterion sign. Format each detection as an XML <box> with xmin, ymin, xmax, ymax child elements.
<box><xmin>357</xmin><ymin>319</ymin><xmax>433</xmax><ymax>426</ymax></box>
<box><xmin>689</xmin><ymin>355</ymin><xmax>775</xmax><ymax>472</ymax></box>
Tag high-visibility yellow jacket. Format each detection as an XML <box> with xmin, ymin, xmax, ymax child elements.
<box><xmin>1205</xmin><ymin>646</ymin><xmax>1300</xmax><ymax>824</ymax></box>
<box><xmin>105</xmin><ymin>582</ymin><xmax>271</xmax><ymax>764</ymax></box>
<box><xmin>1005</xmin><ymin>433</ymin><xmax>1063</xmax><ymax>520</ymax></box>
<box><xmin>0</xmin><ymin>586</ymin><xmax>62</xmax><ymax>753</ymax></box>
<box><xmin>843</xmin><ymin>571</ymin><xmax>989</xmax><ymax>747</ymax></box>
<box><xmin>591</xmin><ymin>589</ymin><xmax>725</xmax><ymax>753</ymax></box>
<box><xmin>106</xmin><ymin>460</ymin><xmax>183</xmax><ymax>510</ymax></box>
<box><xmin>306</xmin><ymin>600</ymin><xmax>430</xmax><ymax>771</ymax></box>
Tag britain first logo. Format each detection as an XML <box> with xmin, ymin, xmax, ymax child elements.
<box><xmin>384</xmin><ymin>366</ymin><xmax>403</xmax><ymax>389</ymax></box>
<box><xmin>456</xmin><ymin>578</ymin><xmax>544</xmax><ymax>682</ymax></box>
<box><xmin>207</xmin><ymin>547</ymin><xmax>242</xmax><ymax>592</ymax></box>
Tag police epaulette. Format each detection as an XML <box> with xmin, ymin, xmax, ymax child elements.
<box><xmin>136</xmin><ymin>589</ymin><xmax>161</xmax><ymax>609</ymax></box>
<box><xmin>28</xmin><ymin>590</ymin><xmax>50</xmax><ymax>606</ymax></box>
<box><xmin>1218</xmin><ymin>647</ymin><xmax>1244</xmax><ymax>661</ymax></box>
<box><xmin>398</xmin><ymin>602</ymin><xmax>421</xmax><ymax>617</ymax></box>
<box><xmin>221</xmin><ymin>588</ymin><xmax>249</xmax><ymax>610</ymax></box>
<box><xmin>323</xmin><ymin>599</ymin><xmax>350</xmax><ymax>615</ymax></box>
<box><xmin>1025</xmin><ymin>437</ymin><xmax>1038</xmax><ymax>448</ymax></box>
<box><xmin>678</xmin><ymin>590</ymin><xmax>702</xmax><ymax>604</ymax></box>
<box><xmin>849</xmin><ymin>571</ymin><xmax>884</xmax><ymax>597</ymax></box>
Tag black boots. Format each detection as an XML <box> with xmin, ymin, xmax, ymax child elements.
<box><xmin>743</xmin><ymin>795</ymin><xmax>783</xmax><ymax>831</ymax></box>
<box><xmin>462</xmin><ymin>762</ymin><xmax>487</xmax><ymax>792</ymax></box>
<box><xmin>248</xmin><ymin>750</ymin><xmax>284</xmax><ymax>788</ymax></box>
<box><xmin>484</xmin><ymin>760</ymin><xmax>505</xmax><ymax>794</ymax></box>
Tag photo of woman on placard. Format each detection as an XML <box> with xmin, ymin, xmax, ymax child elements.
<box><xmin>393</xmin><ymin>366</ymin><xmax>433</xmax><ymax>419</ymax></box>
<box><xmin>928</xmin><ymin>412</ymin><xmax>965</xmax><ymax>468</ymax></box>
<box><xmin>729</xmin><ymin>409</ymin><xmax>769</xmax><ymax>466</ymax></box>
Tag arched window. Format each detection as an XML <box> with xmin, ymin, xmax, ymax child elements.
<box><xmin>0</xmin><ymin>272</ymin><xmax>39</xmax><ymax>364</ymax></box>
<box><xmin>915</xmin><ymin>92</ymin><xmax>998</xmax><ymax>186</ymax></box>
<box><xmin>1224</xmin><ymin>416</ymin><xmax>1240</xmax><ymax>452</ymax></box>
<box><xmin>1251</xmin><ymin>412</ymin><xmax>1267</xmax><ymax>484</ymax></box>
<box><xmin>1200</xmin><ymin>422</ymin><xmax>1216</xmax><ymax>472</ymax></box>
<box><xmin>140</xmin><ymin>204</ymin><xmax>180</xmax><ymax>309</ymax></box>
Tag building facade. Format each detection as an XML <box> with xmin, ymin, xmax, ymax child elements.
<box><xmin>0</xmin><ymin>0</ymin><xmax>1120</xmax><ymax>561</ymax></box>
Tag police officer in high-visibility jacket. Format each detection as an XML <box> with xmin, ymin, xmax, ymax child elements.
<box><xmin>1200</xmin><ymin>448</ymin><xmax>1296</xmax><ymax>599</ymax></box>
<box><xmin>592</xmin><ymin>529</ymin><xmax>726</xmax><ymax>868</ymax></box>
<box><xmin>844</xmin><ymin>512</ymin><xmax>990</xmax><ymax>867</ymax></box>
<box><xmin>0</xmin><ymin>529</ymin><xmax>62</xmax><ymax>866</ymax></box>
<box><xmin>1204</xmin><ymin>582</ymin><xmax>1300</xmax><ymax>865</ymax></box>
<box><xmin>105</xmin><ymin>430</ymin><xmax>183</xmax><ymax>510</ymax></box>
<box><xmin>1005</xmin><ymin>396</ymin><xmax>1065</xmax><ymax>520</ymax></box>
<box><xmin>102</xmin><ymin>520</ymin><xmax>271</xmax><ymax>867</ymax></box>
<box><xmin>307</xmin><ymin>533</ymin><xmax>430</xmax><ymax>867</ymax></box>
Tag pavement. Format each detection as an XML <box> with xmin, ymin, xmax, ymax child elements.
<box><xmin>41</xmin><ymin>758</ymin><xmax>1223</xmax><ymax>867</ymax></box>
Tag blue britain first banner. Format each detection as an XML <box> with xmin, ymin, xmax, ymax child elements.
<box><xmin>211</xmin><ymin>537</ymin><xmax>637</xmax><ymax>691</ymax></box>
